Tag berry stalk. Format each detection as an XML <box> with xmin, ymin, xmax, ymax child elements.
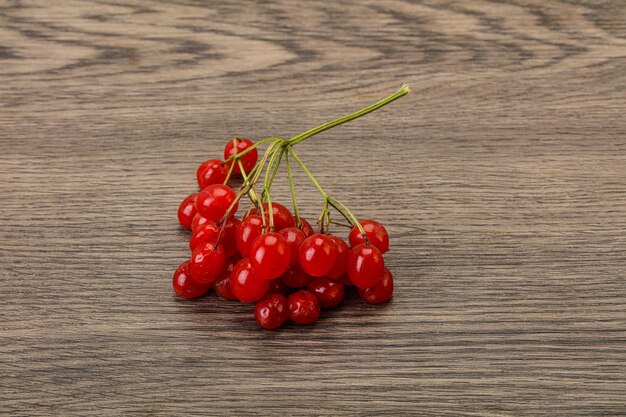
<box><xmin>288</xmin><ymin>83</ymin><xmax>410</xmax><ymax>146</ymax></box>
<box><xmin>221</xmin><ymin>84</ymin><xmax>409</xmax><ymax>239</ymax></box>
<box><xmin>287</xmin><ymin>147</ymin><xmax>368</xmax><ymax>241</ymax></box>
<box><xmin>223</xmin><ymin>137</ymin><xmax>282</xmax><ymax>165</ymax></box>
<box><xmin>285</xmin><ymin>152</ymin><xmax>301</xmax><ymax>228</ymax></box>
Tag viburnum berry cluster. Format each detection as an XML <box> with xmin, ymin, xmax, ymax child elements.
<box><xmin>173</xmin><ymin>84</ymin><xmax>409</xmax><ymax>330</ymax></box>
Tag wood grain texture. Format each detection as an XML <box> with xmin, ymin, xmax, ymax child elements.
<box><xmin>1</xmin><ymin>0</ymin><xmax>625</xmax><ymax>415</ymax></box>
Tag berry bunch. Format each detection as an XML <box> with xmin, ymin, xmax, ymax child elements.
<box><xmin>173</xmin><ymin>84</ymin><xmax>409</xmax><ymax>330</ymax></box>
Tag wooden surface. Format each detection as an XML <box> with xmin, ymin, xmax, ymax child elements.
<box><xmin>1</xmin><ymin>1</ymin><xmax>625</xmax><ymax>415</ymax></box>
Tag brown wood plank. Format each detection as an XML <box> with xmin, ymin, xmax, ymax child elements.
<box><xmin>1</xmin><ymin>1</ymin><xmax>625</xmax><ymax>415</ymax></box>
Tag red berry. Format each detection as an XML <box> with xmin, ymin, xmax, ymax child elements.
<box><xmin>298</xmin><ymin>217</ymin><xmax>315</xmax><ymax>237</ymax></box>
<box><xmin>173</xmin><ymin>260</ymin><xmax>210</xmax><ymax>299</ymax></box>
<box><xmin>326</xmin><ymin>235</ymin><xmax>349</xmax><ymax>280</ymax></box>
<box><xmin>278</xmin><ymin>227</ymin><xmax>306</xmax><ymax>266</ymax></box>
<box><xmin>189</xmin><ymin>242</ymin><xmax>226</xmax><ymax>285</ymax></box>
<box><xmin>177</xmin><ymin>193</ymin><xmax>198</xmax><ymax>230</ymax></box>
<box><xmin>189</xmin><ymin>222</ymin><xmax>219</xmax><ymax>251</ymax></box>
<box><xmin>191</xmin><ymin>214</ymin><xmax>211</xmax><ymax>232</ymax></box>
<box><xmin>298</xmin><ymin>234</ymin><xmax>338</xmax><ymax>277</ymax></box>
<box><xmin>196</xmin><ymin>184</ymin><xmax>238</xmax><ymax>222</ymax></box>
<box><xmin>221</xmin><ymin>217</ymin><xmax>241</xmax><ymax>258</ymax></box>
<box><xmin>308</xmin><ymin>277</ymin><xmax>344</xmax><ymax>308</ymax></box>
<box><xmin>347</xmin><ymin>243</ymin><xmax>384</xmax><ymax>289</ymax></box>
<box><xmin>288</xmin><ymin>290</ymin><xmax>321</xmax><ymax>325</ymax></box>
<box><xmin>255</xmin><ymin>294</ymin><xmax>288</xmax><ymax>330</ymax></box>
<box><xmin>212</xmin><ymin>257</ymin><xmax>240</xmax><ymax>300</ymax></box>
<box><xmin>196</xmin><ymin>159</ymin><xmax>227</xmax><ymax>189</ymax></box>
<box><xmin>248</xmin><ymin>202</ymin><xmax>294</xmax><ymax>231</ymax></box>
<box><xmin>281</xmin><ymin>265</ymin><xmax>314</xmax><ymax>288</ymax></box>
<box><xmin>358</xmin><ymin>268</ymin><xmax>394</xmax><ymax>304</ymax></box>
<box><xmin>224</xmin><ymin>138</ymin><xmax>257</xmax><ymax>174</ymax></box>
<box><xmin>235</xmin><ymin>215</ymin><xmax>265</xmax><ymax>258</ymax></box>
<box><xmin>249</xmin><ymin>232</ymin><xmax>291</xmax><ymax>280</ymax></box>
<box><xmin>230</xmin><ymin>258</ymin><xmax>269</xmax><ymax>302</ymax></box>
<box><xmin>265</xmin><ymin>278</ymin><xmax>288</xmax><ymax>295</ymax></box>
<box><xmin>349</xmin><ymin>220</ymin><xmax>389</xmax><ymax>254</ymax></box>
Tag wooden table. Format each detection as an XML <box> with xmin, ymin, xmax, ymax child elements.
<box><xmin>1</xmin><ymin>1</ymin><xmax>625</xmax><ymax>415</ymax></box>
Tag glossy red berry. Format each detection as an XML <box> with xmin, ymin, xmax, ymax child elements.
<box><xmin>326</xmin><ymin>235</ymin><xmax>349</xmax><ymax>280</ymax></box>
<box><xmin>235</xmin><ymin>215</ymin><xmax>265</xmax><ymax>258</ymax></box>
<box><xmin>358</xmin><ymin>268</ymin><xmax>394</xmax><ymax>304</ymax></box>
<box><xmin>189</xmin><ymin>242</ymin><xmax>226</xmax><ymax>285</ymax></box>
<box><xmin>281</xmin><ymin>265</ymin><xmax>314</xmax><ymax>288</ymax></box>
<box><xmin>177</xmin><ymin>193</ymin><xmax>198</xmax><ymax>230</ymax></box>
<box><xmin>248</xmin><ymin>202</ymin><xmax>294</xmax><ymax>231</ymax></box>
<box><xmin>278</xmin><ymin>227</ymin><xmax>306</xmax><ymax>266</ymax></box>
<box><xmin>212</xmin><ymin>256</ymin><xmax>240</xmax><ymax>300</ymax></box>
<box><xmin>249</xmin><ymin>232</ymin><xmax>291</xmax><ymax>280</ymax></box>
<box><xmin>173</xmin><ymin>260</ymin><xmax>211</xmax><ymax>299</ymax></box>
<box><xmin>221</xmin><ymin>216</ymin><xmax>241</xmax><ymax>258</ymax></box>
<box><xmin>196</xmin><ymin>184</ymin><xmax>238</xmax><ymax>222</ymax></box>
<box><xmin>224</xmin><ymin>138</ymin><xmax>257</xmax><ymax>174</ymax></box>
<box><xmin>308</xmin><ymin>277</ymin><xmax>344</xmax><ymax>308</ymax></box>
<box><xmin>230</xmin><ymin>258</ymin><xmax>269</xmax><ymax>302</ymax></box>
<box><xmin>189</xmin><ymin>222</ymin><xmax>219</xmax><ymax>251</ymax></box>
<box><xmin>298</xmin><ymin>217</ymin><xmax>315</xmax><ymax>237</ymax></box>
<box><xmin>191</xmin><ymin>214</ymin><xmax>211</xmax><ymax>232</ymax></box>
<box><xmin>298</xmin><ymin>234</ymin><xmax>338</xmax><ymax>277</ymax></box>
<box><xmin>196</xmin><ymin>159</ymin><xmax>227</xmax><ymax>189</ymax></box>
<box><xmin>349</xmin><ymin>220</ymin><xmax>389</xmax><ymax>254</ymax></box>
<box><xmin>347</xmin><ymin>243</ymin><xmax>385</xmax><ymax>289</ymax></box>
<box><xmin>288</xmin><ymin>290</ymin><xmax>321</xmax><ymax>325</ymax></box>
<box><xmin>255</xmin><ymin>294</ymin><xmax>288</xmax><ymax>330</ymax></box>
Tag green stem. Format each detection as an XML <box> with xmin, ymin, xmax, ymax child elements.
<box><xmin>328</xmin><ymin>197</ymin><xmax>369</xmax><ymax>243</ymax></box>
<box><xmin>237</xmin><ymin>159</ymin><xmax>259</xmax><ymax>206</ymax></box>
<box><xmin>237</xmin><ymin>159</ymin><xmax>249</xmax><ymax>181</ymax></box>
<box><xmin>255</xmin><ymin>143</ymin><xmax>280</xmax><ymax>228</ymax></box>
<box><xmin>329</xmin><ymin>219</ymin><xmax>352</xmax><ymax>228</ymax></box>
<box><xmin>289</xmin><ymin>84</ymin><xmax>410</xmax><ymax>146</ymax></box>
<box><xmin>224</xmin><ymin>137</ymin><xmax>284</xmax><ymax>164</ymax></box>
<box><xmin>288</xmin><ymin>147</ymin><xmax>369</xmax><ymax>241</ymax></box>
<box><xmin>265</xmin><ymin>147</ymin><xmax>286</xmax><ymax>195</ymax></box>
<box><xmin>288</xmin><ymin>147</ymin><xmax>350</xmax><ymax>235</ymax></box>
<box><xmin>326</xmin><ymin>199</ymin><xmax>352</xmax><ymax>226</ymax></box>
<box><xmin>261</xmin><ymin>144</ymin><xmax>284</xmax><ymax>202</ymax></box>
<box><xmin>318</xmin><ymin>197</ymin><xmax>329</xmax><ymax>234</ymax></box>
<box><xmin>244</xmin><ymin>140</ymin><xmax>280</xmax><ymax>229</ymax></box>
<box><xmin>287</xmin><ymin>147</ymin><xmax>328</xmax><ymax>199</ymax></box>
<box><xmin>219</xmin><ymin>85</ymin><xmax>409</xmax><ymax>241</ymax></box>
<box><xmin>251</xmin><ymin>141</ymin><xmax>279</xmax><ymax>186</ymax></box>
<box><xmin>223</xmin><ymin>138</ymin><xmax>238</xmax><ymax>184</ymax></box>
<box><xmin>266</xmin><ymin>191</ymin><xmax>275</xmax><ymax>231</ymax></box>
<box><xmin>285</xmin><ymin>153</ymin><xmax>300</xmax><ymax>228</ymax></box>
